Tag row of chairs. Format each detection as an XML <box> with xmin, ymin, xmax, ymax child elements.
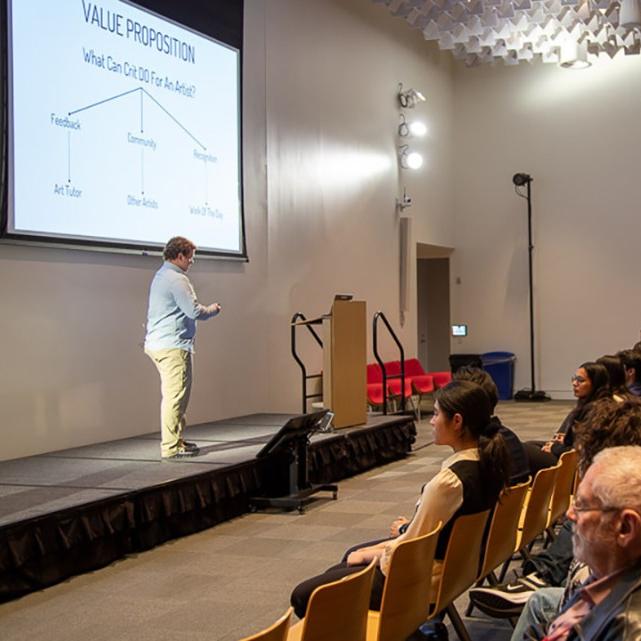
<box><xmin>367</xmin><ymin>359</ymin><xmax>452</xmax><ymax>418</ymax></box>
<box><xmin>242</xmin><ymin>450</ymin><xmax>578</xmax><ymax>641</ymax></box>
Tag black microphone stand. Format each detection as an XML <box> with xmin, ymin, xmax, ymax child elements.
<box><xmin>513</xmin><ymin>174</ymin><xmax>550</xmax><ymax>402</ymax></box>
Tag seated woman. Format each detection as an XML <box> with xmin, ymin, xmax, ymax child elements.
<box><xmin>597</xmin><ymin>354</ymin><xmax>631</xmax><ymax>402</ymax></box>
<box><xmin>290</xmin><ymin>380</ymin><xmax>510</xmax><ymax>618</ymax></box>
<box><xmin>523</xmin><ymin>361</ymin><xmax>609</xmax><ymax>475</ymax></box>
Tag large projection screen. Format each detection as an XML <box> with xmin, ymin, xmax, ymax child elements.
<box><xmin>2</xmin><ymin>0</ymin><xmax>246</xmax><ymax>259</ymax></box>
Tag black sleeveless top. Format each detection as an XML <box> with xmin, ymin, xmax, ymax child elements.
<box><xmin>434</xmin><ymin>459</ymin><xmax>498</xmax><ymax>560</ymax></box>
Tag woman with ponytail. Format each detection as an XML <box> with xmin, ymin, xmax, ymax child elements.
<box><xmin>290</xmin><ymin>380</ymin><xmax>510</xmax><ymax>619</ymax></box>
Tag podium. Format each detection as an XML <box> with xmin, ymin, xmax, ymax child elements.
<box><xmin>322</xmin><ymin>299</ymin><xmax>367</xmax><ymax>428</ymax></box>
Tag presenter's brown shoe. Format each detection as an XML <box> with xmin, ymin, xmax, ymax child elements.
<box><xmin>178</xmin><ymin>440</ymin><xmax>199</xmax><ymax>452</ymax></box>
<box><xmin>162</xmin><ymin>445</ymin><xmax>200</xmax><ymax>461</ymax></box>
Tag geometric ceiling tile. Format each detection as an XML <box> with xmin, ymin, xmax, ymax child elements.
<box><xmin>439</xmin><ymin>30</ymin><xmax>456</xmax><ymax>48</ymax></box>
<box><xmin>500</xmin><ymin>1</ymin><xmax>517</xmax><ymax>18</ymax></box>
<box><xmin>422</xmin><ymin>20</ymin><xmax>442</xmax><ymax>39</ymax></box>
<box><xmin>375</xmin><ymin>0</ymin><xmax>641</xmax><ymax>66</ymax></box>
<box><xmin>467</xmin><ymin>35</ymin><xmax>483</xmax><ymax>51</ymax></box>
<box><xmin>493</xmin><ymin>39</ymin><xmax>509</xmax><ymax>55</ymax></box>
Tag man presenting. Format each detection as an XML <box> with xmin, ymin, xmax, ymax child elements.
<box><xmin>145</xmin><ymin>236</ymin><xmax>221</xmax><ymax>460</ymax></box>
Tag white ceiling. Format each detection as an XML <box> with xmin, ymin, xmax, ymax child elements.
<box><xmin>372</xmin><ymin>0</ymin><xmax>641</xmax><ymax>67</ymax></box>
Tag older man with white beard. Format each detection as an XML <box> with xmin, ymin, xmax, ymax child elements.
<box><xmin>518</xmin><ymin>445</ymin><xmax>641</xmax><ymax>641</ymax></box>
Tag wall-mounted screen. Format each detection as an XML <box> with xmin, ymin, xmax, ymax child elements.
<box><xmin>2</xmin><ymin>0</ymin><xmax>245</xmax><ymax>258</ymax></box>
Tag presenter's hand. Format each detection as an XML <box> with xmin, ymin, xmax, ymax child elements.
<box><xmin>209</xmin><ymin>303</ymin><xmax>222</xmax><ymax>315</ymax></box>
<box><xmin>390</xmin><ymin>516</ymin><xmax>409</xmax><ymax>538</ymax></box>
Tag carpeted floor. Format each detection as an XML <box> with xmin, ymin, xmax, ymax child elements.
<box><xmin>0</xmin><ymin>400</ymin><xmax>573</xmax><ymax>641</ymax></box>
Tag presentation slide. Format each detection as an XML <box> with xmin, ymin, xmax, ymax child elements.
<box><xmin>6</xmin><ymin>0</ymin><xmax>243</xmax><ymax>256</ymax></box>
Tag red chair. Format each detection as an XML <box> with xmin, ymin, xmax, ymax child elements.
<box><xmin>384</xmin><ymin>361</ymin><xmax>416</xmax><ymax>416</ymax></box>
<box><xmin>385</xmin><ymin>361</ymin><xmax>413</xmax><ymax>398</ymax></box>
<box><xmin>429</xmin><ymin>371</ymin><xmax>452</xmax><ymax>389</ymax></box>
<box><xmin>404</xmin><ymin>358</ymin><xmax>435</xmax><ymax>419</ymax></box>
<box><xmin>367</xmin><ymin>363</ymin><xmax>388</xmax><ymax>410</ymax></box>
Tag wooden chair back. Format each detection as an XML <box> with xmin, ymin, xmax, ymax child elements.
<box><xmin>240</xmin><ymin>608</ymin><xmax>292</xmax><ymax>641</ymax></box>
<box><xmin>430</xmin><ymin>510</ymin><xmax>490</xmax><ymax>615</ymax></box>
<box><xmin>479</xmin><ymin>480</ymin><xmax>530</xmax><ymax>579</ymax></box>
<box><xmin>548</xmin><ymin>449</ymin><xmax>578</xmax><ymax>528</ymax></box>
<box><xmin>519</xmin><ymin>462</ymin><xmax>560</xmax><ymax>550</ymax></box>
<box><xmin>292</xmin><ymin>560</ymin><xmax>376</xmax><ymax>641</ymax></box>
<box><xmin>371</xmin><ymin>522</ymin><xmax>442</xmax><ymax>641</ymax></box>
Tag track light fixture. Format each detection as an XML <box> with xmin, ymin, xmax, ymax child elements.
<box><xmin>398</xmin><ymin>114</ymin><xmax>427</xmax><ymax>138</ymax></box>
<box><xmin>398</xmin><ymin>83</ymin><xmax>426</xmax><ymax>109</ymax></box>
<box><xmin>399</xmin><ymin>145</ymin><xmax>423</xmax><ymax>170</ymax></box>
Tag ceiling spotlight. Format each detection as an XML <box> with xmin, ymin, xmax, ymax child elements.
<box><xmin>559</xmin><ymin>40</ymin><xmax>591</xmax><ymax>69</ymax></box>
<box><xmin>398</xmin><ymin>83</ymin><xmax>426</xmax><ymax>109</ymax></box>
<box><xmin>398</xmin><ymin>114</ymin><xmax>428</xmax><ymax>138</ymax></box>
<box><xmin>399</xmin><ymin>145</ymin><xmax>424</xmax><ymax>170</ymax></box>
<box><xmin>620</xmin><ymin>0</ymin><xmax>641</xmax><ymax>28</ymax></box>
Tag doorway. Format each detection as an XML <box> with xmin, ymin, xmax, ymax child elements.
<box><xmin>416</xmin><ymin>243</ymin><xmax>453</xmax><ymax>372</ymax></box>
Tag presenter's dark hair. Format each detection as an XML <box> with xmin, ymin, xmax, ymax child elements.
<box><xmin>435</xmin><ymin>380</ymin><xmax>510</xmax><ymax>500</ymax></box>
<box><xmin>163</xmin><ymin>236</ymin><xmax>196</xmax><ymax>261</ymax></box>
<box><xmin>453</xmin><ymin>366</ymin><xmax>499</xmax><ymax>413</ymax></box>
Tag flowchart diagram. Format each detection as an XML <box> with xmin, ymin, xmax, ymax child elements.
<box><xmin>9</xmin><ymin>0</ymin><xmax>241</xmax><ymax>253</ymax></box>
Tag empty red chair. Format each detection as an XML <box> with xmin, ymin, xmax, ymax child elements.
<box><xmin>367</xmin><ymin>383</ymin><xmax>387</xmax><ymax>407</ymax></box>
<box><xmin>404</xmin><ymin>358</ymin><xmax>435</xmax><ymax>420</ymax></box>
<box><xmin>367</xmin><ymin>363</ymin><xmax>383</xmax><ymax>384</ymax></box>
<box><xmin>429</xmin><ymin>371</ymin><xmax>452</xmax><ymax>389</ymax></box>
<box><xmin>367</xmin><ymin>363</ymin><xmax>387</xmax><ymax>409</ymax></box>
<box><xmin>404</xmin><ymin>358</ymin><xmax>435</xmax><ymax>395</ymax></box>
<box><xmin>385</xmin><ymin>360</ymin><xmax>413</xmax><ymax>399</ymax></box>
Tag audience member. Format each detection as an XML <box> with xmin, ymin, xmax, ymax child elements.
<box><xmin>454</xmin><ymin>366</ymin><xmax>530</xmax><ymax>484</ymax></box>
<box><xmin>470</xmin><ymin>397</ymin><xmax>641</xmax><ymax>618</ymax></box>
<box><xmin>596</xmin><ymin>354</ymin><xmax>630</xmax><ymax>402</ymax></box>
<box><xmin>523</xmin><ymin>362</ymin><xmax>610</xmax><ymax>475</ymax></box>
<box><xmin>290</xmin><ymin>380</ymin><xmax>510</xmax><ymax>618</ymax></box>
<box><xmin>517</xmin><ymin>446</ymin><xmax>641</xmax><ymax>641</ymax></box>
<box><xmin>618</xmin><ymin>350</ymin><xmax>641</xmax><ymax>397</ymax></box>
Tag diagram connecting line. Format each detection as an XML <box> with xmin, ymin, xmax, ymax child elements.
<box><xmin>140</xmin><ymin>88</ymin><xmax>205</xmax><ymax>150</ymax></box>
<box><xmin>68</xmin><ymin>87</ymin><xmax>206</xmax><ymax>150</ymax></box>
<box><xmin>69</xmin><ymin>87</ymin><xmax>141</xmax><ymax>116</ymax></box>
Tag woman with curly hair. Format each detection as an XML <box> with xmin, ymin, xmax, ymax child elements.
<box><xmin>574</xmin><ymin>395</ymin><xmax>641</xmax><ymax>475</ymax></box>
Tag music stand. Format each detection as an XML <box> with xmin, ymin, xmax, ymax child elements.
<box><xmin>250</xmin><ymin>410</ymin><xmax>338</xmax><ymax>513</ymax></box>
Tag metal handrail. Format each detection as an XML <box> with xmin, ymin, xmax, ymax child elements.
<box><xmin>291</xmin><ymin>312</ymin><xmax>323</xmax><ymax>413</ymax></box>
<box><xmin>373</xmin><ymin>311</ymin><xmax>406</xmax><ymax>415</ymax></box>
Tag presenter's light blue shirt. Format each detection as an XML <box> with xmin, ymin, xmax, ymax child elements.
<box><xmin>144</xmin><ymin>262</ymin><xmax>218</xmax><ymax>353</ymax></box>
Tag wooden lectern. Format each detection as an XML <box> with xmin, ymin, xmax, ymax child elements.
<box><xmin>322</xmin><ymin>299</ymin><xmax>367</xmax><ymax>429</ymax></box>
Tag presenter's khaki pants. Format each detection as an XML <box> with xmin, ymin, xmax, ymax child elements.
<box><xmin>145</xmin><ymin>348</ymin><xmax>192</xmax><ymax>457</ymax></box>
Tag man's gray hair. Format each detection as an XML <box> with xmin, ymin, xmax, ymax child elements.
<box><xmin>591</xmin><ymin>446</ymin><xmax>641</xmax><ymax>513</ymax></box>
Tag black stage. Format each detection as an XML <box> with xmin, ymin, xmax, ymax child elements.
<box><xmin>0</xmin><ymin>413</ymin><xmax>415</xmax><ymax>602</ymax></box>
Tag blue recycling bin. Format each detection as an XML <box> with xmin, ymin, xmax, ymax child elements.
<box><xmin>482</xmin><ymin>351</ymin><xmax>516</xmax><ymax>401</ymax></box>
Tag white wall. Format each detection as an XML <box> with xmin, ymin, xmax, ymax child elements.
<box><xmin>256</xmin><ymin>0</ymin><xmax>455</xmax><ymax>410</ymax></box>
<box><xmin>451</xmin><ymin>56</ymin><xmax>641</xmax><ymax>397</ymax></box>
<box><xmin>1</xmin><ymin>0</ymin><xmax>456</xmax><ymax>460</ymax></box>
